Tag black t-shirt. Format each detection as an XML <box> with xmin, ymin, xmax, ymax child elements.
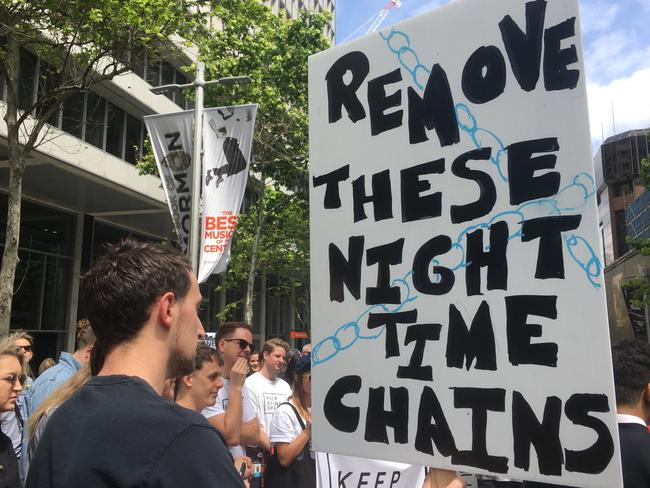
<box><xmin>25</xmin><ymin>375</ymin><xmax>245</xmax><ymax>488</ymax></box>
<box><xmin>619</xmin><ymin>423</ymin><xmax>650</xmax><ymax>488</ymax></box>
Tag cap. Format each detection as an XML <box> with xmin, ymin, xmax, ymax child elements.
<box><xmin>295</xmin><ymin>353</ymin><xmax>311</xmax><ymax>374</ymax></box>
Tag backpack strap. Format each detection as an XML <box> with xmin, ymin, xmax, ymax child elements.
<box><xmin>278</xmin><ymin>402</ymin><xmax>306</xmax><ymax>430</ymax></box>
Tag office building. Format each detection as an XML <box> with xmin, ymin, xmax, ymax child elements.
<box><xmin>0</xmin><ymin>1</ymin><xmax>331</xmax><ymax>363</ymax></box>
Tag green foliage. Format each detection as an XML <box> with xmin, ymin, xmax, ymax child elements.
<box><xmin>216</xmin><ymin>189</ymin><xmax>310</xmax><ymax>321</ymax></box>
<box><xmin>198</xmin><ymin>0</ymin><xmax>330</xmax><ymax>325</ymax></box>
<box><xmin>201</xmin><ymin>0</ymin><xmax>330</xmax><ymax>188</ymax></box>
<box><xmin>0</xmin><ymin>0</ymin><xmax>211</xmax><ymax>130</ymax></box>
<box><xmin>622</xmin><ymin>279</ymin><xmax>650</xmax><ymax>308</ymax></box>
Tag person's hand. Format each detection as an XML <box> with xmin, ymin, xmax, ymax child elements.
<box><xmin>234</xmin><ymin>456</ymin><xmax>253</xmax><ymax>480</ymax></box>
<box><xmin>231</xmin><ymin>357</ymin><xmax>249</xmax><ymax>389</ymax></box>
<box><xmin>423</xmin><ymin>469</ymin><xmax>466</xmax><ymax>488</ymax></box>
<box><xmin>304</xmin><ymin>418</ymin><xmax>312</xmax><ymax>437</ymax></box>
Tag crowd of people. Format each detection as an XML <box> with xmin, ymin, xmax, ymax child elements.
<box><xmin>0</xmin><ymin>239</ymin><xmax>647</xmax><ymax>487</ymax></box>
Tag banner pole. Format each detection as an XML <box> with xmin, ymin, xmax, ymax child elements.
<box><xmin>190</xmin><ymin>61</ymin><xmax>205</xmax><ymax>275</ymax></box>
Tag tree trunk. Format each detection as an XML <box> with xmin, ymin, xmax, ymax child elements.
<box><xmin>0</xmin><ymin>33</ymin><xmax>24</xmax><ymax>334</ymax></box>
<box><xmin>244</xmin><ymin>186</ymin><xmax>265</xmax><ymax>325</ymax></box>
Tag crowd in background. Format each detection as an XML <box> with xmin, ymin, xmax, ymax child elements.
<box><xmin>0</xmin><ymin>239</ymin><xmax>647</xmax><ymax>487</ymax></box>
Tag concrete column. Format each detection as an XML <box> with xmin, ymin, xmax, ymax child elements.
<box><xmin>65</xmin><ymin>213</ymin><xmax>85</xmax><ymax>352</ymax></box>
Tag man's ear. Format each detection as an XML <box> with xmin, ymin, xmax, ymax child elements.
<box><xmin>182</xmin><ymin>375</ymin><xmax>192</xmax><ymax>389</ymax></box>
<box><xmin>157</xmin><ymin>291</ymin><xmax>176</xmax><ymax>328</ymax></box>
<box><xmin>218</xmin><ymin>338</ymin><xmax>226</xmax><ymax>354</ymax></box>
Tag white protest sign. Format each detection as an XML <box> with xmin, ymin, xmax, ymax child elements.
<box><xmin>315</xmin><ymin>453</ymin><xmax>425</xmax><ymax>488</ymax></box>
<box><xmin>308</xmin><ymin>0</ymin><xmax>621</xmax><ymax>486</ymax></box>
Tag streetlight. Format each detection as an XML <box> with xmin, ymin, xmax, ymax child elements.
<box><xmin>150</xmin><ymin>62</ymin><xmax>251</xmax><ymax>274</ymax></box>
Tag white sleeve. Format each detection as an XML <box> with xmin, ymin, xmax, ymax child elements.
<box><xmin>269</xmin><ymin>405</ymin><xmax>300</xmax><ymax>444</ymax></box>
<box><xmin>201</xmin><ymin>391</ymin><xmax>225</xmax><ymax>419</ymax></box>
<box><xmin>242</xmin><ymin>386</ymin><xmax>257</xmax><ymax>423</ymax></box>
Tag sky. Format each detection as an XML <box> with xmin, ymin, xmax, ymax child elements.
<box><xmin>334</xmin><ymin>0</ymin><xmax>650</xmax><ymax>151</ymax></box>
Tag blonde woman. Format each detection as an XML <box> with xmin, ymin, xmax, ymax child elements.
<box><xmin>0</xmin><ymin>332</ymin><xmax>33</xmax><ymax>468</ymax></box>
<box><xmin>266</xmin><ymin>354</ymin><xmax>314</xmax><ymax>488</ymax></box>
<box><xmin>0</xmin><ymin>341</ymin><xmax>26</xmax><ymax>488</ymax></box>
<box><xmin>24</xmin><ymin>366</ymin><xmax>91</xmax><ymax>474</ymax></box>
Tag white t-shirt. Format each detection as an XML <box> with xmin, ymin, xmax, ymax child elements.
<box><xmin>201</xmin><ymin>377</ymin><xmax>257</xmax><ymax>458</ymax></box>
<box><xmin>269</xmin><ymin>399</ymin><xmax>308</xmax><ymax>444</ymax></box>
<box><xmin>244</xmin><ymin>372</ymin><xmax>291</xmax><ymax>434</ymax></box>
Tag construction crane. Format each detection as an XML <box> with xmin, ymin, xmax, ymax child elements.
<box><xmin>340</xmin><ymin>0</ymin><xmax>402</xmax><ymax>44</ymax></box>
<box><xmin>367</xmin><ymin>0</ymin><xmax>402</xmax><ymax>34</ymax></box>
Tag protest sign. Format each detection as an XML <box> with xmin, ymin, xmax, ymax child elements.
<box><xmin>308</xmin><ymin>0</ymin><xmax>622</xmax><ymax>486</ymax></box>
<box><xmin>315</xmin><ymin>453</ymin><xmax>425</xmax><ymax>488</ymax></box>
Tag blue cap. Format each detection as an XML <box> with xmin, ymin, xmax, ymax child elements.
<box><xmin>295</xmin><ymin>353</ymin><xmax>311</xmax><ymax>374</ymax></box>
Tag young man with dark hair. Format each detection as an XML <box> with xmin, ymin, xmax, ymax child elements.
<box><xmin>611</xmin><ymin>339</ymin><xmax>650</xmax><ymax>487</ymax></box>
<box><xmin>245</xmin><ymin>338</ymin><xmax>291</xmax><ymax>486</ymax></box>
<box><xmin>175</xmin><ymin>343</ymin><xmax>225</xmax><ymax>413</ymax></box>
<box><xmin>203</xmin><ymin>322</ymin><xmax>260</xmax><ymax>459</ymax></box>
<box><xmin>25</xmin><ymin>239</ymin><xmax>243</xmax><ymax>488</ymax></box>
<box><xmin>176</xmin><ymin>343</ymin><xmax>253</xmax><ymax>483</ymax></box>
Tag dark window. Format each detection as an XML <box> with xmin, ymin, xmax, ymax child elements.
<box><xmin>106</xmin><ymin>102</ymin><xmax>125</xmax><ymax>158</ymax></box>
<box><xmin>146</xmin><ymin>58</ymin><xmax>161</xmax><ymax>86</ymax></box>
<box><xmin>161</xmin><ymin>62</ymin><xmax>175</xmax><ymax>101</ymax></box>
<box><xmin>61</xmin><ymin>93</ymin><xmax>85</xmax><ymax>139</ymax></box>
<box><xmin>131</xmin><ymin>48</ymin><xmax>146</xmax><ymax>78</ymax></box>
<box><xmin>84</xmin><ymin>93</ymin><xmax>105</xmax><ymax>149</ymax></box>
<box><xmin>124</xmin><ymin>113</ymin><xmax>142</xmax><ymax>164</ymax></box>
<box><xmin>18</xmin><ymin>48</ymin><xmax>38</xmax><ymax>111</ymax></box>
<box><xmin>37</xmin><ymin>61</ymin><xmax>62</xmax><ymax>126</ymax></box>
<box><xmin>175</xmin><ymin>71</ymin><xmax>188</xmax><ymax>107</ymax></box>
<box><xmin>615</xmin><ymin>209</ymin><xmax>628</xmax><ymax>257</ymax></box>
<box><xmin>0</xmin><ymin>37</ymin><xmax>6</xmax><ymax>102</ymax></box>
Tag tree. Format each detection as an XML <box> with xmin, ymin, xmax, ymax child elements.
<box><xmin>199</xmin><ymin>0</ymin><xmax>330</xmax><ymax>327</ymax></box>
<box><xmin>0</xmin><ymin>0</ymin><xmax>210</xmax><ymax>333</ymax></box>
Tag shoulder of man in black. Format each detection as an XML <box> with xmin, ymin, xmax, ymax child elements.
<box><xmin>619</xmin><ymin>423</ymin><xmax>650</xmax><ymax>487</ymax></box>
<box><xmin>26</xmin><ymin>375</ymin><xmax>243</xmax><ymax>488</ymax></box>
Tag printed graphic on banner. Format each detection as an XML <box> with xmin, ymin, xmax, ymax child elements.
<box><xmin>199</xmin><ymin>104</ymin><xmax>257</xmax><ymax>282</ymax></box>
<box><xmin>143</xmin><ymin>111</ymin><xmax>195</xmax><ymax>252</ymax></box>
<box><xmin>308</xmin><ymin>0</ymin><xmax>621</xmax><ymax>486</ymax></box>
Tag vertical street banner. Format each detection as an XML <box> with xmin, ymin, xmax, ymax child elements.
<box><xmin>308</xmin><ymin>0</ymin><xmax>622</xmax><ymax>486</ymax></box>
<box><xmin>199</xmin><ymin>105</ymin><xmax>257</xmax><ymax>282</ymax></box>
<box><xmin>144</xmin><ymin>111</ymin><xmax>195</xmax><ymax>253</ymax></box>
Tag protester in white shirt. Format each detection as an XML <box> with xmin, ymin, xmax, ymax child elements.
<box><xmin>201</xmin><ymin>322</ymin><xmax>260</xmax><ymax>458</ymax></box>
<box><xmin>267</xmin><ymin>354</ymin><xmax>314</xmax><ymax>488</ymax></box>
<box><xmin>244</xmin><ymin>338</ymin><xmax>291</xmax><ymax>486</ymax></box>
<box><xmin>245</xmin><ymin>338</ymin><xmax>292</xmax><ymax>449</ymax></box>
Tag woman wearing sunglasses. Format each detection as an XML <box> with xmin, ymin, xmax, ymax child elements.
<box><xmin>0</xmin><ymin>340</ymin><xmax>26</xmax><ymax>488</ymax></box>
<box><xmin>266</xmin><ymin>353</ymin><xmax>314</xmax><ymax>488</ymax></box>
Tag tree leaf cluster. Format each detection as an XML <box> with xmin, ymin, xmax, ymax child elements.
<box><xmin>198</xmin><ymin>0</ymin><xmax>330</xmax><ymax>327</ymax></box>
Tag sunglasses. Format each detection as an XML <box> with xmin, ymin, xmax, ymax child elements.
<box><xmin>2</xmin><ymin>374</ymin><xmax>26</xmax><ymax>387</ymax></box>
<box><xmin>16</xmin><ymin>345</ymin><xmax>32</xmax><ymax>353</ymax></box>
<box><xmin>304</xmin><ymin>373</ymin><xmax>311</xmax><ymax>382</ymax></box>
<box><xmin>223</xmin><ymin>338</ymin><xmax>255</xmax><ymax>352</ymax></box>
